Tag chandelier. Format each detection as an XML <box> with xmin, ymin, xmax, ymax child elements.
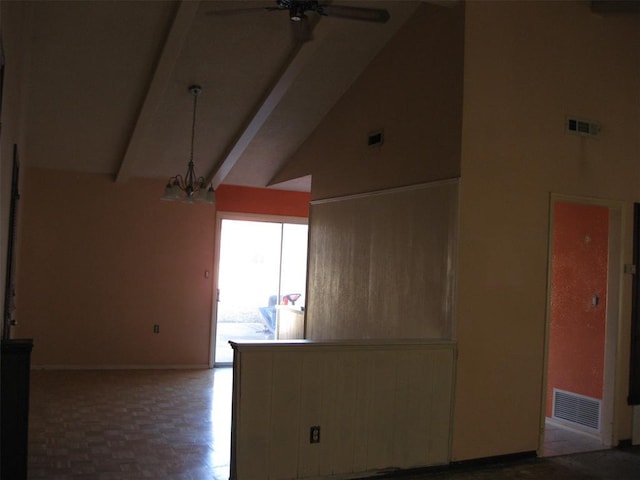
<box><xmin>162</xmin><ymin>85</ymin><xmax>215</xmax><ymax>204</ymax></box>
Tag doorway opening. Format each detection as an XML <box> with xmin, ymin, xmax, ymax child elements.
<box><xmin>541</xmin><ymin>195</ymin><xmax>622</xmax><ymax>456</ymax></box>
<box><xmin>212</xmin><ymin>215</ymin><xmax>308</xmax><ymax>366</ymax></box>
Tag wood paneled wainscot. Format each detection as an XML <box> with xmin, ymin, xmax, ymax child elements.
<box><xmin>230</xmin><ymin>340</ymin><xmax>456</xmax><ymax>479</ymax></box>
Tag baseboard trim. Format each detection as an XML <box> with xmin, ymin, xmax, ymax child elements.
<box><xmin>31</xmin><ymin>364</ymin><xmax>211</xmax><ymax>370</ymax></box>
<box><xmin>352</xmin><ymin>465</ymin><xmax>448</xmax><ymax>479</ymax></box>
<box><xmin>450</xmin><ymin>450</ymin><xmax>538</xmax><ymax>469</ymax></box>
<box><xmin>354</xmin><ymin>451</ymin><xmax>538</xmax><ymax>479</ymax></box>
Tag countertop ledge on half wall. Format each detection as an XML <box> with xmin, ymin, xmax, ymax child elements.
<box><xmin>230</xmin><ymin>338</ymin><xmax>456</xmax><ymax>352</ymax></box>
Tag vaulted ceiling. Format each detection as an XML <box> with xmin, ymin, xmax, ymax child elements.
<box><xmin>15</xmin><ymin>1</ymin><xmax>442</xmax><ymax>192</ymax></box>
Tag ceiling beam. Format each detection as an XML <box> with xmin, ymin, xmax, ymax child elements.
<box><xmin>207</xmin><ymin>22</ymin><xmax>321</xmax><ymax>189</ymax></box>
<box><xmin>115</xmin><ymin>0</ymin><xmax>200</xmax><ymax>183</ymax></box>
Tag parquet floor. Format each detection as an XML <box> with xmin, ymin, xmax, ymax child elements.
<box><xmin>27</xmin><ymin>368</ymin><xmax>640</xmax><ymax>480</ymax></box>
<box><xmin>28</xmin><ymin>368</ymin><xmax>231</xmax><ymax>480</ymax></box>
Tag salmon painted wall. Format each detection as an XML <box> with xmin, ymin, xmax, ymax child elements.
<box><xmin>547</xmin><ymin>202</ymin><xmax>609</xmax><ymax>416</ymax></box>
<box><xmin>12</xmin><ymin>172</ymin><xmax>310</xmax><ymax>366</ymax></box>
<box><xmin>0</xmin><ymin>1</ymin><xmax>29</xmax><ymax>327</ymax></box>
<box><xmin>15</xmin><ymin>169</ymin><xmax>216</xmax><ymax>366</ymax></box>
<box><xmin>216</xmin><ymin>184</ymin><xmax>310</xmax><ymax>217</ymax></box>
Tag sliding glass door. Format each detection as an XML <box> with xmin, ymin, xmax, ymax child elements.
<box><xmin>214</xmin><ymin>218</ymin><xmax>307</xmax><ymax>365</ymax></box>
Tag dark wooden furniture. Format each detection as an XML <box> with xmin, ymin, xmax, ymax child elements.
<box><xmin>1</xmin><ymin>338</ymin><xmax>34</xmax><ymax>480</ymax></box>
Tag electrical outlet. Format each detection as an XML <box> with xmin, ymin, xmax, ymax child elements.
<box><xmin>153</xmin><ymin>324</ymin><xmax>160</xmax><ymax>334</ymax></box>
<box><xmin>309</xmin><ymin>426</ymin><xmax>320</xmax><ymax>444</ymax></box>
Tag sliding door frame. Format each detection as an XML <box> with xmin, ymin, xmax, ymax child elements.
<box><xmin>209</xmin><ymin>211</ymin><xmax>308</xmax><ymax>368</ymax></box>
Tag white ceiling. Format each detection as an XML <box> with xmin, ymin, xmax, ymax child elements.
<box><xmin>19</xmin><ymin>1</ymin><xmax>431</xmax><ymax>192</ymax></box>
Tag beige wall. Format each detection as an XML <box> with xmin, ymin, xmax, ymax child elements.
<box><xmin>277</xmin><ymin>2</ymin><xmax>465</xmax><ymax>199</ymax></box>
<box><xmin>285</xmin><ymin>0</ymin><xmax>639</xmax><ymax>463</ymax></box>
<box><xmin>15</xmin><ymin>168</ymin><xmax>216</xmax><ymax>366</ymax></box>
<box><xmin>454</xmin><ymin>0</ymin><xmax>639</xmax><ymax>460</ymax></box>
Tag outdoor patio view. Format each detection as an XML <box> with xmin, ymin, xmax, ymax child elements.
<box><xmin>215</xmin><ymin>219</ymin><xmax>308</xmax><ymax>364</ymax></box>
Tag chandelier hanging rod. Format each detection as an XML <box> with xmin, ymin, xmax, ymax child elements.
<box><xmin>162</xmin><ymin>84</ymin><xmax>215</xmax><ymax>204</ymax></box>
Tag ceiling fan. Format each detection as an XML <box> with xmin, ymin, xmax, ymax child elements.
<box><xmin>210</xmin><ymin>0</ymin><xmax>391</xmax><ymax>24</ymax></box>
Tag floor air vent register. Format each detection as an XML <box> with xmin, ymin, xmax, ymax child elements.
<box><xmin>552</xmin><ymin>388</ymin><xmax>601</xmax><ymax>431</ymax></box>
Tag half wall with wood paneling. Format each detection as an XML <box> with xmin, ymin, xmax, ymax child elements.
<box><xmin>230</xmin><ymin>340</ymin><xmax>455</xmax><ymax>480</ymax></box>
<box><xmin>306</xmin><ymin>180</ymin><xmax>458</xmax><ymax>341</ymax></box>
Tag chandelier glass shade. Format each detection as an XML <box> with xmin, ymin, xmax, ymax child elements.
<box><xmin>162</xmin><ymin>85</ymin><xmax>215</xmax><ymax>204</ymax></box>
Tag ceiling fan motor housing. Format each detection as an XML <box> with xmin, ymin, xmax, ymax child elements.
<box><xmin>277</xmin><ymin>0</ymin><xmax>324</xmax><ymax>21</ymax></box>
<box><xmin>213</xmin><ymin>0</ymin><xmax>389</xmax><ymax>24</ymax></box>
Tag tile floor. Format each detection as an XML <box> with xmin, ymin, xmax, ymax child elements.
<box><xmin>542</xmin><ymin>418</ymin><xmax>604</xmax><ymax>457</ymax></box>
<box><xmin>27</xmin><ymin>368</ymin><xmax>640</xmax><ymax>480</ymax></box>
<box><xmin>378</xmin><ymin>447</ymin><xmax>640</xmax><ymax>480</ymax></box>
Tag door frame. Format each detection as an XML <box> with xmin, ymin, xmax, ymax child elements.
<box><xmin>209</xmin><ymin>211</ymin><xmax>309</xmax><ymax>368</ymax></box>
<box><xmin>539</xmin><ymin>193</ymin><xmax>623</xmax><ymax>453</ymax></box>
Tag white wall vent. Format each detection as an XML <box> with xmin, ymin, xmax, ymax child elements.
<box><xmin>566</xmin><ymin>116</ymin><xmax>601</xmax><ymax>137</ymax></box>
<box><xmin>552</xmin><ymin>388</ymin><xmax>601</xmax><ymax>431</ymax></box>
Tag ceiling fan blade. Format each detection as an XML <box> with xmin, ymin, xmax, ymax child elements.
<box><xmin>206</xmin><ymin>6</ymin><xmax>283</xmax><ymax>16</ymax></box>
<box><xmin>319</xmin><ymin>4</ymin><xmax>390</xmax><ymax>23</ymax></box>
